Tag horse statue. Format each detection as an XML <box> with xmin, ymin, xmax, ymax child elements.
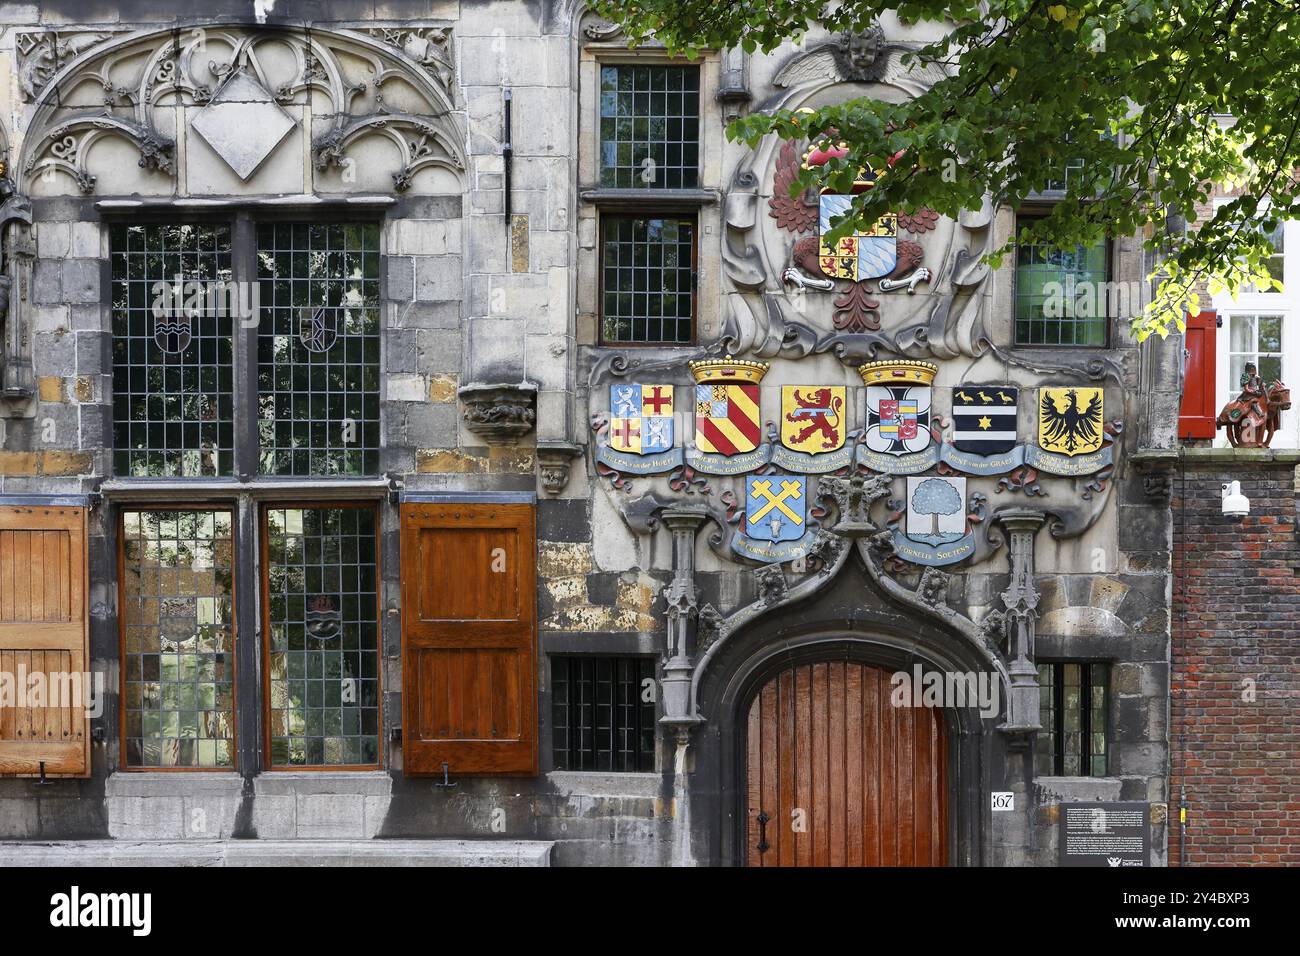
<box><xmin>1216</xmin><ymin>362</ymin><xmax>1291</xmax><ymax>448</ymax></box>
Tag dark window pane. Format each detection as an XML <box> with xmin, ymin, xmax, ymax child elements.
<box><xmin>1014</xmin><ymin>216</ymin><xmax>1108</xmax><ymax>346</ymax></box>
<box><xmin>600</xmin><ymin>215</ymin><xmax>695</xmax><ymax>344</ymax></box>
<box><xmin>1038</xmin><ymin>662</ymin><xmax>1109</xmax><ymax>777</ymax></box>
<box><xmin>111</xmin><ymin>224</ymin><xmax>235</xmax><ymax>477</ymax></box>
<box><xmin>552</xmin><ymin>656</ymin><xmax>656</xmax><ymax>771</ymax></box>
<box><xmin>256</xmin><ymin>223</ymin><xmax>381</xmax><ymax>475</ymax></box>
<box><xmin>598</xmin><ymin>65</ymin><xmax>699</xmax><ymax>189</ymax></box>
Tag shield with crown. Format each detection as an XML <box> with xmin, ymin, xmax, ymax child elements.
<box><xmin>688</xmin><ymin>356</ymin><xmax>769</xmax><ymax>456</ymax></box>
<box><xmin>861</xmin><ymin>360</ymin><xmax>937</xmax><ymax>457</ymax></box>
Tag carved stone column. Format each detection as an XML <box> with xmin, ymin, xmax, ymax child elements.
<box><xmin>0</xmin><ymin>188</ymin><xmax>35</xmax><ymax>405</ymax></box>
<box><xmin>659</xmin><ymin>506</ymin><xmax>708</xmax><ymax>737</ymax></box>
<box><xmin>996</xmin><ymin>508</ymin><xmax>1045</xmax><ymax>745</ymax></box>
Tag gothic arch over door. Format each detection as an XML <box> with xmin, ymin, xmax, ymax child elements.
<box><xmin>743</xmin><ymin>658</ymin><xmax>948</xmax><ymax>867</ymax></box>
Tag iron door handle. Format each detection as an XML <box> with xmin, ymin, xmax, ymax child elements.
<box><xmin>757</xmin><ymin>810</ymin><xmax>771</xmax><ymax>854</ymax></box>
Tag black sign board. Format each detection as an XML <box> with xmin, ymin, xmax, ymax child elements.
<box><xmin>1059</xmin><ymin>801</ymin><xmax>1150</xmax><ymax>867</ymax></box>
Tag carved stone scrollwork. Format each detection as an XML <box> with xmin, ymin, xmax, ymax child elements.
<box><xmin>19</xmin><ymin>25</ymin><xmax>466</xmax><ymax>196</ymax></box>
<box><xmin>16</xmin><ymin>31</ymin><xmax>119</xmax><ymax>102</ymax></box>
<box><xmin>535</xmin><ymin>441</ymin><xmax>584</xmax><ymax>496</ymax></box>
<box><xmin>754</xmin><ymin>564</ymin><xmax>789</xmax><ymax>608</ymax></box>
<box><xmin>458</xmin><ymin>382</ymin><xmax>538</xmax><ymax>443</ymax></box>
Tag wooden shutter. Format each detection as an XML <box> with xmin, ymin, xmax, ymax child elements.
<box><xmin>1179</xmin><ymin>310</ymin><xmax>1218</xmax><ymax>439</ymax></box>
<box><xmin>401</xmin><ymin>502</ymin><xmax>537</xmax><ymax>776</ymax></box>
<box><xmin>0</xmin><ymin>504</ymin><xmax>89</xmax><ymax>777</ymax></box>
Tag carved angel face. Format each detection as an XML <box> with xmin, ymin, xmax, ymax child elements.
<box><xmin>840</xmin><ymin>30</ymin><xmax>882</xmax><ymax>77</ymax></box>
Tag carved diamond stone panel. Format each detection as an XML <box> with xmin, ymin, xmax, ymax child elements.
<box><xmin>190</xmin><ymin>72</ymin><xmax>296</xmax><ymax>181</ymax></box>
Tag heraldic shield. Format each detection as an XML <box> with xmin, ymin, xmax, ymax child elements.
<box><xmin>819</xmin><ymin>194</ymin><xmax>898</xmax><ymax>281</ymax></box>
<box><xmin>299</xmin><ymin>306</ymin><xmax>339</xmax><ymax>353</ymax></box>
<box><xmin>689</xmin><ymin>357</ymin><xmax>769</xmax><ymax>456</ymax></box>
<box><xmin>780</xmin><ymin>386</ymin><xmax>846</xmax><ymax>454</ymax></box>
<box><xmin>861</xmin><ymin>361</ymin><xmax>937</xmax><ymax>457</ymax></box>
<box><xmin>1038</xmin><ymin>387</ymin><xmax>1104</xmax><ymax>457</ymax></box>
<box><xmin>745</xmin><ymin>475</ymin><xmax>807</xmax><ymax>543</ymax></box>
<box><xmin>953</xmin><ymin>385</ymin><xmax>1019</xmax><ymax>454</ymax></box>
<box><xmin>609</xmin><ymin>384</ymin><xmax>675</xmax><ymax>455</ymax></box>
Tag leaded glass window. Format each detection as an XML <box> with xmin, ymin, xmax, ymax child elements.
<box><xmin>265</xmin><ymin>506</ymin><xmax>380</xmax><ymax>768</ymax></box>
<box><xmin>120</xmin><ymin>509</ymin><xmax>235</xmax><ymax>769</ymax></box>
<box><xmin>599</xmin><ymin>65</ymin><xmax>700</xmax><ymax>189</ymax></box>
<box><xmin>1036</xmin><ymin>662</ymin><xmax>1109</xmax><ymax>777</ymax></box>
<box><xmin>110</xmin><ymin>224</ymin><xmax>235</xmax><ymax>477</ymax></box>
<box><xmin>552</xmin><ymin>656</ymin><xmax>656</xmax><ymax>772</ymax></box>
<box><xmin>1014</xmin><ymin>217</ymin><xmax>1108</xmax><ymax>346</ymax></box>
<box><xmin>600</xmin><ymin>215</ymin><xmax>695</xmax><ymax>344</ymax></box>
<box><xmin>257</xmin><ymin>223</ymin><xmax>381</xmax><ymax>476</ymax></box>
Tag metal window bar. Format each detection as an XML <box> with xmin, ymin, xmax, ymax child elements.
<box><xmin>552</xmin><ymin>656</ymin><xmax>655</xmax><ymax>771</ymax></box>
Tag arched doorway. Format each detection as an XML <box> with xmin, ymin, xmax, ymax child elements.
<box><xmin>743</xmin><ymin>659</ymin><xmax>948</xmax><ymax>866</ymax></box>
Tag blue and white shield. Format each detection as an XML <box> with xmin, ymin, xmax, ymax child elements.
<box><xmin>818</xmin><ymin>194</ymin><xmax>898</xmax><ymax>281</ymax></box>
<box><xmin>744</xmin><ymin>475</ymin><xmax>807</xmax><ymax>543</ymax></box>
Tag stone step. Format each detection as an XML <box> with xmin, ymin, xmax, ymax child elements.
<box><xmin>0</xmin><ymin>839</ymin><xmax>554</xmax><ymax>867</ymax></box>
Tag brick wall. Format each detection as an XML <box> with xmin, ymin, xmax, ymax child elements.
<box><xmin>1171</xmin><ymin>450</ymin><xmax>1300</xmax><ymax>865</ymax></box>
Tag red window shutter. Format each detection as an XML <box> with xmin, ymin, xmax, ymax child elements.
<box><xmin>1179</xmin><ymin>310</ymin><xmax>1217</xmax><ymax>439</ymax></box>
<box><xmin>0</xmin><ymin>504</ymin><xmax>90</xmax><ymax>777</ymax></box>
<box><xmin>400</xmin><ymin>502</ymin><xmax>537</xmax><ymax>776</ymax></box>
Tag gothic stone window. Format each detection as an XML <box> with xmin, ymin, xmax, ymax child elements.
<box><xmin>596</xmin><ymin>64</ymin><xmax>700</xmax><ymax>345</ymax></box>
<box><xmin>110</xmin><ymin>214</ymin><xmax>384</xmax><ymax>771</ymax></box>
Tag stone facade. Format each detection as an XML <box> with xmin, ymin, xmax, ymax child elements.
<box><xmin>0</xmin><ymin>2</ymin><xmax>1191</xmax><ymax>866</ymax></box>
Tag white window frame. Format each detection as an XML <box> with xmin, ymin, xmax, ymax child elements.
<box><xmin>1210</xmin><ymin>201</ymin><xmax>1300</xmax><ymax>447</ymax></box>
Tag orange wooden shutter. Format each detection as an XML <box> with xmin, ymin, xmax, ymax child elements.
<box><xmin>1179</xmin><ymin>310</ymin><xmax>1218</xmax><ymax>439</ymax></box>
<box><xmin>0</xmin><ymin>503</ymin><xmax>90</xmax><ymax>777</ymax></box>
<box><xmin>401</xmin><ymin>501</ymin><xmax>537</xmax><ymax>776</ymax></box>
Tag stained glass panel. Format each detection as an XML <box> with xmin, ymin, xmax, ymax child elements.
<box><xmin>121</xmin><ymin>509</ymin><xmax>235</xmax><ymax>768</ymax></box>
<box><xmin>265</xmin><ymin>506</ymin><xmax>380</xmax><ymax>767</ymax></box>
<box><xmin>256</xmin><ymin>223</ymin><xmax>381</xmax><ymax>476</ymax></box>
<box><xmin>110</xmin><ymin>224</ymin><xmax>235</xmax><ymax>477</ymax></box>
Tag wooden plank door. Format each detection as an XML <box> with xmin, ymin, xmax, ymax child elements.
<box><xmin>400</xmin><ymin>502</ymin><xmax>537</xmax><ymax>776</ymax></box>
<box><xmin>745</xmin><ymin>660</ymin><xmax>947</xmax><ymax>866</ymax></box>
<box><xmin>0</xmin><ymin>504</ymin><xmax>90</xmax><ymax>777</ymax></box>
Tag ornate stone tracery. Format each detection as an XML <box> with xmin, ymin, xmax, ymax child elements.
<box><xmin>18</xmin><ymin>24</ymin><xmax>466</xmax><ymax>197</ymax></box>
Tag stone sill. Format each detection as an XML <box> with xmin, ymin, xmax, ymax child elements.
<box><xmin>545</xmin><ymin>770</ymin><xmax>661</xmax><ymax>799</ymax></box>
<box><xmin>106</xmin><ymin>770</ymin><xmax>393</xmax><ymax>798</ymax></box>
<box><xmin>1177</xmin><ymin>447</ymin><xmax>1300</xmax><ymax>464</ymax></box>
<box><xmin>0</xmin><ymin>839</ymin><xmax>554</xmax><ymax>867</ymax></box>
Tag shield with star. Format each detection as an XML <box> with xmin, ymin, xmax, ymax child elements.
<box><xmin>744</xmin><ymin>475</ymin><xmax>807</xmax><ymax>544</ymax></box>
<box><xmin>609</xmin><ymin>384</ymin><xmax>675</xmax><ymax>455</ymax></box>
<box><xmin>952</xmin><ymin>385</ymin><xmax>1018</xmax><ymax>455</ymax></box>
<box><xmin>818</xmin><ymin>194</ymin><xmax>898</xmax><ymax>281</ymax></box>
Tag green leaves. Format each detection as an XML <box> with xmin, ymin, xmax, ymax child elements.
<box><xmin>594</xmin><ymin>0</ymin><xmax>1298</xmax><ymax>341</ymax></box>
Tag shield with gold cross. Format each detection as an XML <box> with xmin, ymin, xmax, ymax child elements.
<box><xmin>609</xmin><ymin>384</ymin><xmax>674</xmax><ymax>455</ymax></box>
<box><xmin>744</xmin><ymin>475</ymin><xmax>807</xmax><ymax>544</ymax></box>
